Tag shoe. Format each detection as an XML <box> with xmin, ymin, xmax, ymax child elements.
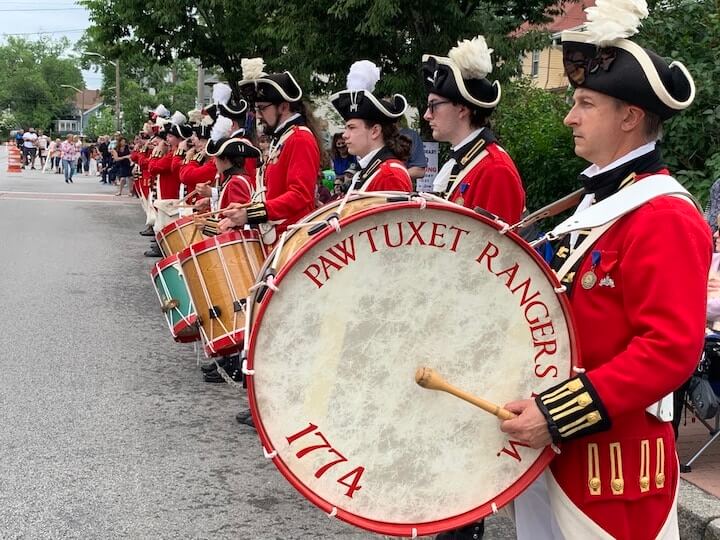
<box><xmin>139</xmin><ymin>226</ymin><xmax>154</xmax><ymax>236</ymax></box>
<box><xmin>200</xmin><ymin>355</ymin><xmax>233</xmax><ymax>374</ymax></box>
<box><xmin>203</xmin><ymin>356</ymin><xmax>242</xmax><ymax>383</ymax></box>
<box><xmin>235</xmin><ymin>409</ymin><xmax>253</xmax><ymax>424</ymax></box>
<box><xmin>65</xmin><ymin>180</ymin><xmax>68</xmax><ymax>183</ymax></box>
<box><xmin>144</xmin><ymin>246</ymin><xmax>162</xmax><ymax>257</ymax></box>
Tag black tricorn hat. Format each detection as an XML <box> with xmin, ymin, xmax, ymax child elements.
<box><xmin>194</xmin><ymin>124</ymin><xmax>213</xmax><ymax>140</ymax></box>
<box><xmin>561</xmin><ymin>31</ymin><xmax>695</xmax><ymax>121</ymax></box>
<box><xmin>205</xmin><ymin>137</ymin><xmax>261</xmax><ymax>159</ymax></box>
<box><xmin>169</xmin><ymin>123</ymin><xmax>194</xmax><ymax>139</ymax></box>
<box><xmin>330</xmin><ymin>90</ymin><xmax>407</xmax><ymax>124</ymax></box>
<box><xmin>239</xmin><ymin>72</ymin><xmax>303</xmax><ymax>104</ymax></box>
<box><xmin>218</xmin><ymin>98</ymin><xmax>249</xmax><ymax>121</ymax></box>
<box><xmin>422</xmin><ymin>56</ymin><xmax>500</xmax><ymax>110</ymax></box>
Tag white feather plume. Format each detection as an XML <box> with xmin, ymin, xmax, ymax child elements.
<box><xmin>212</xmin><ymin>83</ymin><xmax>232</xmax><ymax>105</ymax></box>
<box><xmin>187</xmin><ymin>109</ymin><xmax>203</xmax><ymax>125</ymax></box>
<box><xmin>170</xmin><ymin>111</ymin><xmax>187</xmax><ymax>126</ymax></box>
<box><xmin>154</xmin><ymin>117</ymin><xmax>170</xmax><ymax>129</ymax></box>
<box><xmin>584</xmin><ymin>0</ymin><xmax>649</xmax><ymax>46</ymax></box>
<box><xmin>448</xmin><ymin>36</ymin><xmax>494</xmax><ymax>80</ymax></box>
<box><xmin>242</xmin><ymin>58</ymin><xmax>266</xmax><ymax>80</ymax></box>
<box><xmin>154</xmin><ymin>104</ymin><xmax>170</xmax><ymax>118</ymax></box>
<box><xmin>210</xmin><ymin>116</ymin><xmax>233</xmax><ymax>143</ymax></box>
<box><xmin>346</xmin><ymin>60</ymin><xmax>381</xmax><ymax>92</ymax></box>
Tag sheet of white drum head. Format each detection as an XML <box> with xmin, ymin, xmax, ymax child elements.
<box><xmin>248</xmin><ymin>203</ymin><xmax>574</xmax><ymax>535</ymax></box>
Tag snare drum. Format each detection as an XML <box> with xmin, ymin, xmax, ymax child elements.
<box><xmin>178</xmin><ymin>230</ymin><xmax>267</xmax><ymax>357</ymax></box>
<box><xmin>150</xmin><ymin>254</ymin><xmax>199</xmax><ymax>343</ymax></box>
<box><xmin>156</xmin><ymin>215</ymin><xmax>206</xmax><ymax>257</ymax></box>
<box><xmin>245</xmin><ymin>196</ymin><xmax>577</xmax><ymax>537</ymax></box>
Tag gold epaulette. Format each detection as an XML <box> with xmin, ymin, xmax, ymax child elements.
<box><xmin>193</xmin><ymin>151</ymin><xmax>205</xmax><ymax>163</ymax></box>
<box><xmin>536</xmin><ymin>374</ymin><xmax>610</xmax><ymax>442</ymax></box>
<box><xmin>246</xmin><ymin>202</ymin><xmax>268</xmax><ymax>224</ymax></box>
<box><xmin>151</xmin><ymin>148</ymin><xmax>165</xmax><ymax>158</ymax></box>
<box><xmin>174</xmin><ymin>148</ymin><xmax>185</xmax><ymax>157</ymax></box>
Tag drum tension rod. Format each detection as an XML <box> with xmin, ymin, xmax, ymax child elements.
<box><xmin>209</xmin><ymin>306</ymin><xmax>222</xmax><ymax>319</ymax></box>
<box><xmin>233</xmin><ymin>299</ymin><xmax>246</xmax><ymax>313</ymax></box>
<box><xmin>256</xmin><ymin>270</ymin><xmax>276</xmax><ymax>303</ymax></box>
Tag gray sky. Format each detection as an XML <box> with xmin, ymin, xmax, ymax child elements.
<box><xmin>0</xmin><ymin>0</ymin><xmax>101</xmax><ymax>89</ymax></box>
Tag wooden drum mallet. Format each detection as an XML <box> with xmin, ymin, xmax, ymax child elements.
<box><xmin>415</xmin><ymin>367</ymin><xmax>516</xmax><ymax>421</ymax></box>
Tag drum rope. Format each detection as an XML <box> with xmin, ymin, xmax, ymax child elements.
<box><xmin>213</xmin><ymin>236</ymin><xmax>245</xmax><ymax>348</ymax></box>
<box><xmin>239</xmin><ymin>229</ymin><xmax>261</xmax><ymax>282</ymax></box>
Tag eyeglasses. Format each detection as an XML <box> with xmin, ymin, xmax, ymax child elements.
<box><xmin>255</xmin><ymin>103</ymin><xmax>274</xmax><ymax>113</ymax></box>
<box><xmin>563</xmin><ymin>48</ymin><xmax>617</xmax><ymax>86</ymax></box>
<box><xmin>426</xmin><ymin>100</ymin><xmax>452</xmax><ymax>114</ymax></box>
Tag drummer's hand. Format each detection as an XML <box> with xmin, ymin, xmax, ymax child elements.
<box><xmin>194</xmin><ymin>197</ymin><xmax>210</xmax><ymax>211</ymax></box>
<box><xmin>221</xmin><ymin>203</ymin><xmax>249</xmax><ymax>226</ymax></box>
<box><xmin>709</xmin><ymin>277</ymin><xmax>720</xmax><ymax>292</ymax></box>
<box><xmin>499</xmin><ymin>399</ymin><xmax>552</xmax><ymax>449</ymax></box>
<box><xmin>196</xmin><ymin>182</ymin><xmax>212</xmax><ymax>197</ymax></box>
<box><xmin>178</xmin><ymin>140</ymin><xmax>189</xmax><ymax>152</ymax></box>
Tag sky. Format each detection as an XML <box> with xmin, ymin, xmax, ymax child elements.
<box><xmin>0</xmin><ymin>0</ymin><xmax>102</xmax><ymax>89</ymax></box>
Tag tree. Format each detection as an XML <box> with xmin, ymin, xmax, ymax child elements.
<box><xmin>0</xmin><ymin>37</ymin><xmax>83</xmax><ymax>131</ymax></box>
<box><xmin>494</xmin><ymin>79</ymin><xmax>584</xmax><ymax>213</ymax></box>
<box><xmin>78</xmin><ymin>0</ymin><xmax>557</xmax><ymax>115</ymax></box>
<box><xmin>85</xmin><ymin>106</ymin><xmax>116</xmax><ymax>139</ymax></box>
<box><xmin>640</xmin><ymin>0</ymin><xmax>720</xmax><ymax>202</ymax></box>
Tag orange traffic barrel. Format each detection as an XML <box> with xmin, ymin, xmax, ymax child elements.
<box><xmin>7</xmin><ymin>143</ymin><xmax>22</xmax><ymax>173</ymax></box>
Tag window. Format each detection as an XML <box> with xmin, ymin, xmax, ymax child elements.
<box><xmin>531</xmin><ymin>50</ymin><xmax>541</xmax><ymax>78</ymax></box>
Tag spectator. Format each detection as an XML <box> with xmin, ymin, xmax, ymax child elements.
<box><xmin>112</xmin><ymin>136</ymin><xmax>134</xmax><ymax>196</ymax></box>
<box><xmin>50</xmin><ymin>138</ymin><xmax>62</xmax><ymax>173</ymax></box>
<box><xmin>705</xmin><ymin>177</ymin><xmax>720</xmax><ymax>233</ymax></box>
<box><xmin>80</xmin><ymin>140</ymin><xmax>92</xmax><ymax>176</ymax></box>
<box><xmin>22</xmin><ymin>128</ymin><xmax>38</xmax><ymax>169</ymax></box>
<box><xmin>316</xmin><ymin>175</ymin><xmax>332</xmax><ymax>206</ymax></box>
<box><xmin>36</xmin><ymin>130</ymin><xmax>49</xmax><ymax>170</ymax></box>
<box><xmin>257</xmin><ymin>133</ymin><xmax>270</xmax><ymax>162</ymax></box>
<box><xmin>328</xmin><ymin>179</ymin><xmax>345</xmax><ymax>201</ymax></box>
<box><xmin>60</xmin><ymin>134</ymin><xmax>78</xmax><ymax>183</ymax></box>
<box><xmin>330</xmin><ymin>132</ymin><xmax>357</xmax><ymax>177</ymax></box>
<box><xmin>400</xmin><ymin>125</ymin><xmax>427</xmax><ymax>181</ymax></box>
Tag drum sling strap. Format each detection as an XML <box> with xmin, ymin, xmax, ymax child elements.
<box><xmin>538</xmin><ymin>174</ymin><xmax>699</xmax><ymax>422</ymax></box>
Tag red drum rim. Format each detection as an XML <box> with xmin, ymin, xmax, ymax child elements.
<box><xmin>177</xmin><ymin>229</ymin><xmax>263</xmax><ymax>264</ymax></box>
<box><xmin>155</xmin><ymin>215</ymin><xmax>196</xmax><ymax>245</ymax></box>
<box><xmin>246</xmin><ymin>201</ymin><xmax>579</xmax><ymax>536</ymax></box>
<box><xmin>173</xmin><ymin>317</ymin><xmax>200</xmax><ymax>342</ymax></box>
<box><xmin>151</xmin><ymin>253</ymin><xmax>180</xmax><ymax>278</ymax></box>
<box><xmin>203</xmin><ymin>329</ymin><xmax>245</xmax><ymax>357</ymax></box>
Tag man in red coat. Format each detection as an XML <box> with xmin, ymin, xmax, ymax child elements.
<box><xmin>500</xmin><ymin>4</ymin><xmax>709</xmax><ymax>539</ymax></box>
<box><xmin>219</xmin><ymin>58</ymin><xmax>320</xmax><ymax>241</ymax></box>
<box><xmin>329</xmin><ymin>60</ymin><xmax>412</xmax><ymax>193</ymax></box>
<box><xmin>422</xmin><ymin>36</ymin><xmax>525</xmax><ymax>225</ymax></box>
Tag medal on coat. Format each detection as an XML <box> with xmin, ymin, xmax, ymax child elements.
<box><xmin>581</xmin><ymin>250</ymin><xmax>601</xmax><ymax>290</ymax></box>
<box><xmin>455</xmin><ymin>182</ymin><xmax>469</xmax><ymax>207</ymax></box>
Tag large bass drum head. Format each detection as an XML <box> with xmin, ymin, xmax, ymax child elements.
<box><xmin>247</xmin><ymin>202</ymin><xmax>577</xmax><ymax>537</ymax></box>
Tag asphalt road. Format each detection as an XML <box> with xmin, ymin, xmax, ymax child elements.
<box><xmin>0</xmin><ymin>150</ymin><xmax>515</xmax><ymax>539</ymax></box>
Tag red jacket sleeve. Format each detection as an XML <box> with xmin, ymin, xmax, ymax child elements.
<box><xmin>170</xmin><ymin>154</ymin><xmax>184</xmax><ymax>176</ymax></box>
<box><xmin>220</xmin><ymin>175</ymin><xmax>253</xmax><ymax>209</ymax></box>
<box><xmin>265</xmin><ymin>131</ymin><xmax>319</xmax><ymax>221</ymax></box>
<box><xmin>179</xmin><ymin>160</ymin><xmax>217</xmax><ymax>189</ymax></box>
<box><xmin>148</xmin><ymin>152</ymin><xmax>173</xmax><ymax>174</ymax></box>
<box><xmin>585</xmin><ymin>198</ymin><xmax>711</xmax><ymax>417</ymax></box>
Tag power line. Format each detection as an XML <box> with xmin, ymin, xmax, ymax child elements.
<box><xmin>1</xmin><ymin>28</ymin><xmax>86</xmax><ymax>36</ymax></box>
<box><xmin>0</xmin><ymin>7</ymin><xmax>86</xmax><ymax>11</ymax></box>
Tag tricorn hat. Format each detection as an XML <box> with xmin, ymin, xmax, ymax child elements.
<box><xmin>561</xmin><ymin>0</ymin><xmax>694</xmax><ymax>120</ymax></box>
<box><xmin>205</xmin><ymin>137</ymin><xmax>261</xmax><ymax>159</ymax></box>
<box><xmin>238</xmin><ymin>57</ymin><xmax>303</xmax><ymax>104</ymax></box>
<box><xmin>330</xmin><ymin>61</ymin><xmax>407</xmax><ymax>124</ymax></box>
<box><xmin>188</xmin><ymin>109</ymin><xmax>215</xmax><ymax>140</ymax></box>
<box><xmin>422</xmin><ymin>36</ymin><xmax>501</xmax><ymax>110</ymax></box>
<box><xmin>168</xmin><ymin>111</ymin><xmax>193</xmax><ymax>139</ymax></box>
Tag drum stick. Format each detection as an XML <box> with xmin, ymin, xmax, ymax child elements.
<box><xmin>175</xmin><ymin>189</ymin><xmax>198</xmax><ymax>205</ymax></box>
<box><xmin>193</xmin><ymin>203</ymin><xmax>251</xmax><ymax>220</ymax></box>
<box><xmin>415</xmin><ymin>367</ymin><xmax>516</xmax><ymax>420</ymax></box>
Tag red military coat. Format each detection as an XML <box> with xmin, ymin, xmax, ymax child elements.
<box><xmin>130</xmin><ymin>148</ymin><xmax>152</xmax><ymax>198</ymax></box>
<box><xmin>263</xmin><ymin>124</ymin><xmax>319</xmax><ymax>233</ymax></box>
<box><xmin>148</xmin><ymin>150</ymin><xmax>180</xmax><ymax>200</ymax></box>
<box><xmin>219</xmin><ymin>173</ymin><xmax>254</xmax><ymax>210</ymax></box>
<box><xmin>447</xmin><ymin>141</ymin><xmax>525</xmax><ymax>225</ymax></box>
<box><xmin>548</xmin><ymin>176</ymin><xmax>711</xmax><ymax>538</ymax></box>
<box><xmin>359</xmin><ymin>158</ymin><xmax>412</xmax><ymax>192</ymax></box>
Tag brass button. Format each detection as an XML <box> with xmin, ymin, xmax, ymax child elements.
<box><xmin>640</xmin><ymin>477</ymin><xmax>650</xmax><ymax>490</ymax></box>
<box><xmin>589</xmin><ymin>477</ymin><xmax>601</xmax><ymax>492</ymax></box>
<box><xmin>656</xmin><ymin>473</ymin><xmax>665</xmax><ymax>486</ymax></box>
<box><xmin>586</xmin><ymin>411</ymin><xmax>601</xmax><ymax>423</ymax></box>
<box><xmin>578</xmin><ymin>393</ymin><xmax>592</xmax><ymax>407</ymax></box>
<box><xmin>612</xmin><ymin>479</ymin><xmax>624</xmax><ymax>493</ymax></box>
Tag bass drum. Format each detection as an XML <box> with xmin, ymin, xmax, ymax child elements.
<box><xmin>245</xmin><ymin>195</ymin><xmax>578</xmax><ymax>537</ymax></box>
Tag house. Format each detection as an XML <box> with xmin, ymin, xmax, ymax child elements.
<box><xmin>54</xmin><ymin>89</ymin><xmax>104</xmax><ymax>135</ymax></box>
<box><xmin>518</xmin><ymin>0</ymin><xmax>594</xmax><ymax>91</ymax></box>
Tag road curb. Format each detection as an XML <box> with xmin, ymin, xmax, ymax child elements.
<box><xmin>679</xmin><ymin>480</ymin><xmax>720</xmax><ymax>539</ymax></box>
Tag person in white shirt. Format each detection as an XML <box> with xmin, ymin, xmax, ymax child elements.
<box><xmin>22</xmin><ymin>128</ymin><xmax>38</xmax><ymax>169</ymax></box>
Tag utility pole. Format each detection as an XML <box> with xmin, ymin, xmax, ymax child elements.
<box><xmin>197</xmin><ymin>61</ymin><xmax>205</xmax><ymax>108</ymax></box>
<box><xmin>115</xmin><ymin>60</ymin><xmax>121</xmax><ymax>132</ymax></box>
